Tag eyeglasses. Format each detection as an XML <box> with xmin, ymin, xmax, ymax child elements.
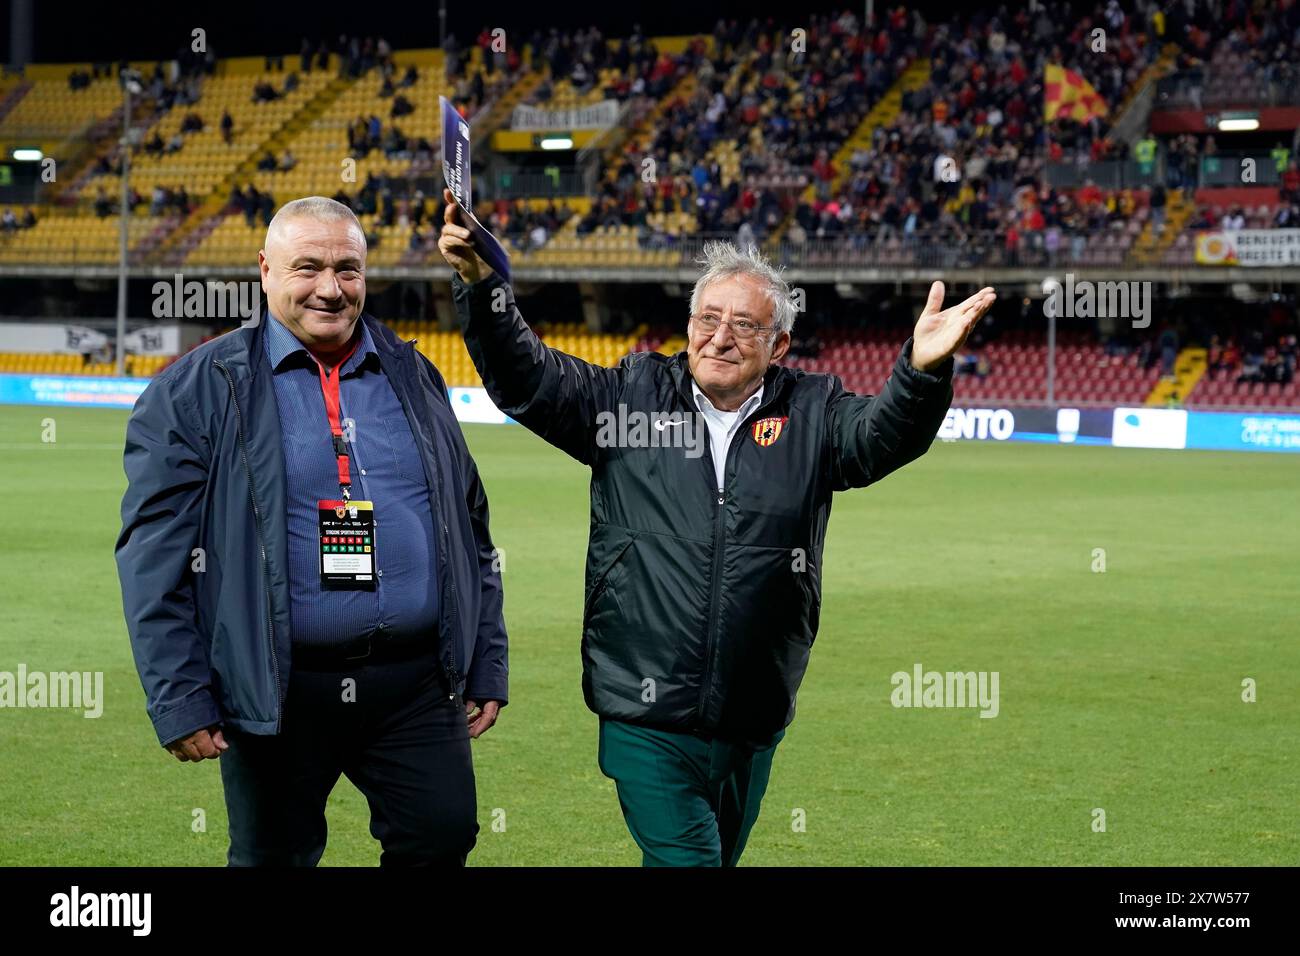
<box><xmin>691</xmin><ymin>312</ymin><xmax>776</xmax><ymax>341</ymax></box>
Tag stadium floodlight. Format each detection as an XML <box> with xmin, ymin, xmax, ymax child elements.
<box><xmin>11</xmin><ymin>148</ymin><xmax>43</xmax><ymax>161</ymax></box>
<box><xmin>119</xmin><ymin>67</ymin><xmax>144</xmax><ymax>96</ymax></box>
<box><xmin>1217</xmin><ymin>111</ymin><xmax>1260</xmax><ymax>132</ymax></box>
<box><xmin>538</xmin><ymin>136</ymin><xmax>574</xmax><ymax>150</ymax></box>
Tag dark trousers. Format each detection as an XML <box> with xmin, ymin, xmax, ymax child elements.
<box><xmin>597</xmin><ymin>717</ymin><xmax>784</xmax><ymax>866</ymax></box>
<box><xmin>219</xmin><ymin>649</ymin><xmax>477</xmax><ymax>866</ymax></box>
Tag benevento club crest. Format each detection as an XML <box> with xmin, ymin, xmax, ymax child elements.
<box><xmin>752</xmin><ymin>416</ymin><xmax>788</xmax><ymax>447</ymax></box>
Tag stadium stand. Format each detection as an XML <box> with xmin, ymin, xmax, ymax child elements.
<box><xmin>0</xmin><ymin>4</ymin><xmax>1297</xmax><ymax>413</ymax></box>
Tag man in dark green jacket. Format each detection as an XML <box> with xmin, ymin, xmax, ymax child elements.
<box><xmin>440</xmin><ymin>193</ymin><xmax>995</xmax><ymax>865</ymax></box>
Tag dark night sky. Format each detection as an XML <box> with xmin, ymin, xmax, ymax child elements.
<box><xmin>6</xmin><ymin>0</ymin><xmax>905</xmax><ymax>64</ymax></box>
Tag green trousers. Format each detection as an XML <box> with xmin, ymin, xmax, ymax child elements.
<box><xmin>597</xmin><ymin>717</ymin><xmax>785</xmax><ymax>866</ymax></box>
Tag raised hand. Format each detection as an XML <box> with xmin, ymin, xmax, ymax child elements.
<box><xmin>437</xmin><ymin>187</ymin><xmax>493</xmax><ymax>284</ymax></box>
<box><xmin>910</xmin><ymin>281</ymin><xmax>996</xmax><ymax>373</ymax></box>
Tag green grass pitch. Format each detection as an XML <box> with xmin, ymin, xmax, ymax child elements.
<box><xmin>1</xmin><ymin>404</ymin><xmax>1296</xmax><ymax>865</ymax></box>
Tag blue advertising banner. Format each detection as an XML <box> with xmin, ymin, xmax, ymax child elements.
<box><xmin>938</xmin><ymin>405</ymin><xmax>1114</xmax><ymax>446</ymax></box>
<box><xmin>1185</xmin><ymin>410</ymin><xmax>1300</xmax><ymax>452</ymax></box>
<box><xmin>0</xmin><ymin>373</ymin><xmax>517</xmax><ymax>424</ymax></box>
<box><xmin>0</xmin><ymin>373</ymin><xmax>148</xmax><ymax>408</ymax></box>
<box><xmin>440</xmin><ymin>96</ymin><xmax>511</xmax><ymax>280</ymax></box>
<box><xmin>3</xmin><ymin>374</ymin><xmax>1295</xmax><ymax>452</ymax></box>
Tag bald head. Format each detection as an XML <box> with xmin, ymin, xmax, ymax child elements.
<box><xmin>264</xmin><ymin>196</ymin><xmax>365</xmax><ymax>253</ymax></box>
<box><xmin>258</xmin><ymin>197</ymin><xmax>368</xmax><ymax>363</ymax></box>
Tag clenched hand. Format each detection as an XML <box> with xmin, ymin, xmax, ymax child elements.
<box><xmin>166</xmin><ymin>724</ymin><xmax>228</xmax><ymax>762</ymax></box>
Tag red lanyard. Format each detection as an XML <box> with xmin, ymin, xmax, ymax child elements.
<box><xmin>313</xmin><ymin>337</ymin><xmax>362</xmax><ymax>498</ymax></box>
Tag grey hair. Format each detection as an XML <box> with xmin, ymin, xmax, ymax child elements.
<box><xmin>688</xmin><ymin>240</ymin><xmax>795</xmax><ymax>335</ymax></box>
<box><xmin>265</xmin><ymin>196</ymin><xmax>365</xmax><ymax>249</ymax></box>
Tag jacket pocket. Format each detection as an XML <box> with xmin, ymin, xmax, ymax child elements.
<box><xmin>794</xmin><ymin>563</ymin><xmax>821</xmax><ymax>646</ymax></box>
<box><xmin>584</xmin><ymin>531</ymin><xmax>637</xmax><ymax>626</ymax></box>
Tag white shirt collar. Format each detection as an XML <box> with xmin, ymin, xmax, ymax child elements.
<box><xmin>690</xmin><ymin>379</ymin><xmax>765</xmax><ymax>417</ymax></box>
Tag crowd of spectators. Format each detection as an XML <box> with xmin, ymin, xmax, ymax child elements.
<box><xmin>328</xmin><ymin>172</ymin><xmax>451</xmax><ymax>248</ymax></box>
<box><xmin>495</xmin><ymin>3</ymin><xmax>1192</xmax><ymax>259</ymax></box>
<box><xmin>522</xmin><ymin>25</ymin><xmax>699</xmax><ymax>105</ymax></box>
<box><xmin>50</xmin><ymin>4</ymin><xmax>1300</xmax><ymax>273</ymax></box>
<box><xmin>265</xmin><ymin>35</ymin><xmax>396</xmax><ymax>80</ymax></box>
<box><xmin>1209</xmin><ymin>332</ymin><xmax>1298</xmax><ymax>386</ymax></box>
<box><xmin>346</xmin><ymin>114</ymin><xmax>436</xmax><ymax>161</ymax></box>
<box><xmin>251</xmin><ymin>73</ymin><xmax>301</xmax><ymax>102</ymax></box>
<box><xmin>227</xmin><ymin>184</ymin><xmax>277</xmax><ymax>227</ymax></box>
<box><xmin>147</xmin><ymin>184</ymin><xmax>192</xmax><ymax>216</ymax></box>
<box><xmin>536</xmin><ymin>10</ymin><xmax>914</xmax><ymax>255</ymax></box>
<box><xmin>92</xmin><ymin>185</ymin><xmax>144</xmax><ymax>217</ymax></box>
<box><xmin>0</xmin><ymin>207</ymin><xmax>37</xmax><ymax>231</ymax></box>
<box><xmin>256</xmin><ymin>149</ymin><xmax>297</xmax><ymax>172</ymax></box>
<box><xmin>508</xmin><ymin>1</ymin><xmax>1295</xmax><ymax>267</ymax></box>
<box><xmin>785</xmin><ymin>0</ymin><xmax>1300</xmax><ymax>265</ymax></box>
<box><xmin>774</xmin><ymin>2</ymin><xmax>1170</xmax><ymax>260</ymax></box>
<box><xmin>491</xmin><ymin>199</ymin><xmax>578</xmax><ymax>251</ymax></box>
<box><xmin>75</xmin><ymin>50</ymin><xmax>218</xmax><ymax>209</ymax></box>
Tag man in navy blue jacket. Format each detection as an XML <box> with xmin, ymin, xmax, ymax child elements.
<box><xmin>115</xmin><ymin>197</ymin><xmax>508</xmax><ymax>866</ymax></box>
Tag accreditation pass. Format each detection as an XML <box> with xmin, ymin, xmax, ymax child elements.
<box><xmin>318</xmin><ymin>499</ymin><xmax>376</xmax><ymax>591</ymax></box>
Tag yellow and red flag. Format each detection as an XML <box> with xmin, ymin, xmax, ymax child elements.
<box><xmin>1044</xmin><ymin>64</ymin><xmax>1108</xmax><ymax>122</ymax></box>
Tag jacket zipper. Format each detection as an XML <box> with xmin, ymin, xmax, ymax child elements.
<box><xmin>697</xmin><ymin>468</ymin><xmax>728</xmax><ymax>724</ymax></box>
<box><xmin>694</xmin><ymin>381</ymin><xmax>788</xmax><ymax>727</ymax></box>
<box><xmin>443</xmin><ymin>511</ymin><xmax>457</xmax><ymax>699</ymax></box>
<box><xmin>407</xmin><ymin>342</ymin><xmax>459</xmax><ymax>699</ymax></box>
<box><xmin>215</xmin><ymin>360</ymin><xmax>284</xmax><ymax>727</ymax></box>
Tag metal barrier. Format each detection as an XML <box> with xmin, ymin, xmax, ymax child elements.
<box><xmin>1156</xmin><ymin>68</ymin><xmax>1300</xmax><ymax>109</ymax></box>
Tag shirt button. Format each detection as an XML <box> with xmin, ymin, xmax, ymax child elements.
<box><xmin>361</xmin><ymin>469</ymin><xmax>367</xmax><ymax>476</ymax></box>
<box><xmin>377</xmin><ymin>570</ymin><xmax>384</xmax><ymax>577</ymax></box>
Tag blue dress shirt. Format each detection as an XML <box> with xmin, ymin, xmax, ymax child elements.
<box><xmin>265</xmin><ymin>313</ymin><xmax>439</xmax><ymax>648</ymax></box>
